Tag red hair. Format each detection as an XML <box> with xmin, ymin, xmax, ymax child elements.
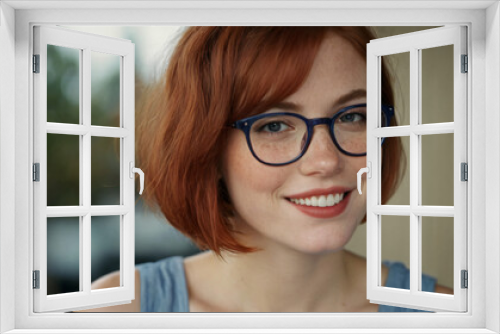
<box><xmin>137</xmin><ymin>27</ymin><xmax>404</xmax><ymax>255</ymax></box>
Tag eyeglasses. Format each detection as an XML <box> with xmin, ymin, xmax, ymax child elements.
<box><xmin>231</xmin><ymin>103</ymin><xmax>394</xmax><ymax>166</ymax></box>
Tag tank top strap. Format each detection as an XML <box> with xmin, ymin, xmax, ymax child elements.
<box><xmin>137</xmin><ymin>256</ymin><xmax>190</xmax><ymax>312</ymax></box>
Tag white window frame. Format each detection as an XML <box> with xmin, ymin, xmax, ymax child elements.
<box><xmin>366</xmin><ymin>26</ymin><xmax>468</xmax><ymax>312</ymax></box>
<box><xmin>0</xmin><ymin>1</ymin><xmax>498</xmax><ymax>333</ymax></box>
<box><xmin>33</xmin><ymin>25</ymin><xmax>136</xmax><ymax>313</ymax></box>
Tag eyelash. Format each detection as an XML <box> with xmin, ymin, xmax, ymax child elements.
<box><xmin>338</xmin><ymin>112</ymin><xmax>366</xmax><ymax>123</ymax></box>
<box><xmin>257</xmin><ymin>121</ymin><xmax>291</xmax><ymax>133</ymax></box>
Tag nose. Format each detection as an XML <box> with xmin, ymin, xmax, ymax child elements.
<box><xmin>298</xmin><ymin>124</ymin><xmax>343</xmax><ymax>176</ymax></box>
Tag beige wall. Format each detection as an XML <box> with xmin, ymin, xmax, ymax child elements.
<box><xmin>345</xmin><ymin>27</ymin><xmax>455</xmax><ymax>289</ymax></box>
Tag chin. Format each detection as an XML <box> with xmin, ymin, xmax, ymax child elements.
<box><xmin>292</xmin><ymin>234</ymin><xmax>351</xmax><ymax>255</ymax></box>
<box><xmin>300</xmin><ymin>221</ymin><xmax>362</xmax><ymax>254</ymax></box>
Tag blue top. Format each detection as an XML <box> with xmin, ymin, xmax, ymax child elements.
<box><xmin>137</xmin><ymin>256</ymin><xmax>436</xmax><ymax>312</ymax></box>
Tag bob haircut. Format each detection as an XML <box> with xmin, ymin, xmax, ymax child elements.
<box><xmin>138</xmin><ymin>26</ymin><xmax>404</xmax><ymax>255</ymax></box>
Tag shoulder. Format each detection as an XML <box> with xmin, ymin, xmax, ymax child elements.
<box><xmin>183</xmin><ymin>251</ymin><xmax>228</xmax><ymax>312</ymax></box>
<box><xmin>383</xmin><ymin>261</ymin><xmax>442</xmax><ymax>293</ymax></box>
<box><xmin>379</xmin><ymin>261</ymin><xmax>455</xmax><ymax>312</ymax></box>
<box><xmin>136</xmin><ymin>256</ymin><xmax>190</xmax><ymax>312</ymax></box>
<box><xmin>77</xmin><ymin>269</ymin><xmax>141</xmax><ymax>312</ymax></box>
<box><xmin>341</xmin><ymin>251</ymin><xmax>384</xmax><ymax>312</ymax></box>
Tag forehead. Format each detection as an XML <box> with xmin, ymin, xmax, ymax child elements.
<box><xmin>282</xmin><ymin>32</ymin><xmax>367</xmax><ymax>108</ymax></box>
<box><xmin>311</xmin><ymin>32</ymin><xmax>366</xmax><ymax>83</ymax></box>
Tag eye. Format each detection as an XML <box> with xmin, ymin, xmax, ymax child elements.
<box><xmin>258</xmin><ymin>121</ymin><xmax>291</xmax><ymax>133</ymax></box>
<box><xmin>339</xmin><ymin>112</ymin><xmax>366</xmax><ymax>123</ymax></box>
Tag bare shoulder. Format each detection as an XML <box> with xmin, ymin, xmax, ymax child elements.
<box><xmin>434</xmin><ymin>283</ymin><xmax>453</xmax><ymax>295</ymax></box>
<box><xmin>184</xmin><ymin>251</ymin><xmax>226</xmax><ymax>312</ymax></box>
<box><xmin>76</xmin><ymin>269</ymin><xmax>141</xmax><ymax>312</ymax></box>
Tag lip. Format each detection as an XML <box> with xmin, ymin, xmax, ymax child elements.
<box><xmin>287</xmin><ymin>190</ymin><xmax>352</xmax><ymax>219</ymax></box>
<box><xmin>286</xmin><ymin>186</ymin><xmax>353</xmax><ymax>199</ymax></box>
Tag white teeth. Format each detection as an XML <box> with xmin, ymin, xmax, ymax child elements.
<box><xmin>327</xmin><ymin>194</ymin><xmax>334</xmax><ymax>206</ymax></box>
<box><xmin>289</xmin><ymin>192</ymin><xmax>346</xmax><ymax>207</ymax></box>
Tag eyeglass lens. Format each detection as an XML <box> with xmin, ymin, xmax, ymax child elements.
<box><xmin>249</xmin><ymin>105</ymin><xmax>384</xmax><ymax>164</ymax></box>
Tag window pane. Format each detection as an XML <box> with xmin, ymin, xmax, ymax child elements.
<box><xmin>47</xmin><ymin>45</ymin><xmax>80</xmax><ymax>124</ymax></box>
<box><xmin>421</xmin><ymin>45</ymin><xmax>454</xmax><ymax>124</ymax></box>
<box><xmin>47</xmin><ymin>134</ymin><xmax>80</xmax><ymax>206</ymax></box>
<box><xmin>91</xmin><ymin>52</ymin><xmax>121</xmax><ymax>127</ymax></box>
<box><xmin>47</xmin><ymin>217</ymin><xmax>80</xmax><ymax>295</ymax></box>
<box><xmin>91</xmin><ymin>137</ymin><xmax>121</xmax><ymax>205</ymax></box>
<box><xmin>381</xmin><ymin>215</ymin><xmax>410</xmax><ymax>290</ymax></box>
<box><xmin>421</xmin><ymin>216</ymin><xmax>454</xmax><ymax>294</ymax></box>
<box><xmin>91</xmin><ymin>216</ymin><xmax>121</xmax><ymax>289</ymax></box>
<box><xmin>383</xmin><ymin>136</ymin><xmax>410</xmax><ymax>206</ymax></box>
<box><xmin>382</xmin><ymin>52</ymin><xmax>410</xmax><ymax>126</ymax></box>
<box><xmin>421</xmin><ymin>133</ymin><xmax>454</xmax><ymax>206</ymax></box>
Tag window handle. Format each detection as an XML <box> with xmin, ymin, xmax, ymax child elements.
<box><xmin>129</xmin><ymin>162</ymin><xmax>144</xmax><ymax>195</ymax></box>
<box><xmin>357</xmin><ymin>162</ymin><xmax>371</xmax><ymax>195</ymax></box>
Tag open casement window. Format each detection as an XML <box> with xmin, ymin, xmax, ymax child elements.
<box><xmin>33</xmin><ymin>26</ymin><xmax>139</xmax><ymax>312</ymax></box>
<box><xmin>365</xmin><ymin>26</ymin><xmax>467</xmax><ymax>312</ymax></box>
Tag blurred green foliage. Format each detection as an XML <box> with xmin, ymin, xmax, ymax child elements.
<box><xmin>47</xmin><ymin>133</ymin><xmax>79</xmax><ymax>206</ymax></box>
<box><xmin>47</xmin><ymin>45</ymin><xmax>79</xmax><ymax>124</ymax></box>
<box><xmin>46</xmin><ymin>44</ymin><xmax>121</xmax><ymax>206</ymax></box>
<box><xmin>91</xmin><ymin>136</ymin><xmax>120</xmax><ymax>205</ymax></box>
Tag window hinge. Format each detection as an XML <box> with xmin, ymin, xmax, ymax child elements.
<box><xmin>461</xmin><ymin>162</ymin><xmax>468</xmax><ymax>181</ymax></box>
<box><xmin>461</xmin><ymin>54</ymin><xmax>468</xmax><ymax>73</ymax></box>
<box><xmin>461</xmin><ymin>270</ymin><xmax>468</xmax><ymax>289</ymax></box>
<box><xmin>33</xmin><ymin>163</ymin><xmax>40</xmax><ymax>182</ymax></box>
<box><xmin>33</xmin><ymin>270</ymin><xmax>40</xmax><ymax>289</ymax></box>
<box><xmin>33</xmin><ymin>54</ymin><xmax>40</xmax><ymax>73</ymax></box>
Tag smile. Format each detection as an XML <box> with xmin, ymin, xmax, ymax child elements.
<box><xmin>288</xmin><ymin>193</ymin><xmax>345</xmax><ymax>207</ymax></box>
<box><xmin>286</xmin><ymin>191</ymin><xmax>352</xmax><ymax>219</ymax></box>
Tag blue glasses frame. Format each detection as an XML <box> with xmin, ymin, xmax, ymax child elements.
<box><xmin>231</xmin><ymin>103</ymin><xmax>395</xmax><ymax>166</ymax></box>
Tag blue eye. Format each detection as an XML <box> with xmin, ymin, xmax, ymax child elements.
<box><xmin>339</xmin><ymin>112</ymin><xmax>366</xmax><ymax>123</ymax></box>
<box><xmin>259</xmin><ymin>121</ymin><xmax>291</xmax><ymax>133</ymax></box>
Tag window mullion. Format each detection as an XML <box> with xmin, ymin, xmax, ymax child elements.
<box><xmin>78</xmin><ymin>47</ymin><xmax>84</xmax><ymax>294</ymax></box>
<box><xmin>82</xmin><ymin>47</ymin><xmax>92</xmax><ymax>295</ymax></box>
<box><xmin>409</xmin><ymin>47</ymin><xmax>420</xmax><ymax>295</ymax></box>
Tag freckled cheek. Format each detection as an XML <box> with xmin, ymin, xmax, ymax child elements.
<box><xmin>346</xmin><ymin>155</ymin><xmax>367</xmax><ymax>179</ymax></box>
<box><xmin>222</xmin><ymin>137</ymin><xmax>287</xmax><ymax>202</ymax></box>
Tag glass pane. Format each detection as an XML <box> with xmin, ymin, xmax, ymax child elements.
<box><xmin>91</xmin><ymin>52</ymin><xmax>121</xmax><ymax>127</ymax></box>
<box><xmin>421</xmin><ymin>45</ymin><xmax>454</xmax><ymax>124</ymax></box>
<box><xmin>421</xmin><ymin>216</ymin><xmax>454</xmax><ymax>294</ymax></box>
<box><xmin>47</xmin><ymin>217</ymin><xmax>80</xmax><ymax>295</ymax></box>
<box><xmin>383</xmin><ymin>136</ymin><xmax>410</xmax><ymax>206</ymax></box>
<box><xmin>47</xmin><ymin>45</ymin><xmax>80</xmax><ymax>124</ymax></box>
<box><xmin>381</xmin><ymin>52</ymin><xmax>410</xmax><ymax>127</ymax></box>
<box><xmin>421</xmin><ymin>133</ymin><xmax>454</xmax><ymax>206</ymax></box>
<box><xmin>381</xmin><ymin>215</ymin><xmax>410</xmax><ymax>290</ymax></box>
<box><xmin>91</xmin><ymin>216</ymin><xmax>120</xmax><ymax>289</ymax></box>
<box><xmin>91</xmin><ymin>137</ymin><xmax>121</xmax><ymax>205</ymax></box>
<box><xmin>47</xmin><ymin>134</ymin><xmax>79</xmax><ymax>206</ymax></box>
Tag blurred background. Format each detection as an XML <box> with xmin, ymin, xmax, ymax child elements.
<box><xmin>45</xmin><ymin>26</ymin><xmax>454</xmax><ymax>301</ymax></box>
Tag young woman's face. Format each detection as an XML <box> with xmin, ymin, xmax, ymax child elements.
<box><xmin>221</xmin><ymin>32</ymin><xmax>368</xmax><ymax>254</ymax></box>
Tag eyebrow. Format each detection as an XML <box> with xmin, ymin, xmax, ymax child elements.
<box><xmin>269</xmin><ymin>89</ymin><xmax>367</xmax><ymax>113</ymax></box>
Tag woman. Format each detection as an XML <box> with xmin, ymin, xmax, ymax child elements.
<box><xmin>89</xmin><ymin>26</ymin><xmax>452</xmax><ymax>312</ymax></box>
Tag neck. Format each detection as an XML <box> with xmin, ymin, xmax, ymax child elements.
<box><xmin>216</xmin><ymin>245</ymin><xmax>356</xmax><ymax>312</ymax></box>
